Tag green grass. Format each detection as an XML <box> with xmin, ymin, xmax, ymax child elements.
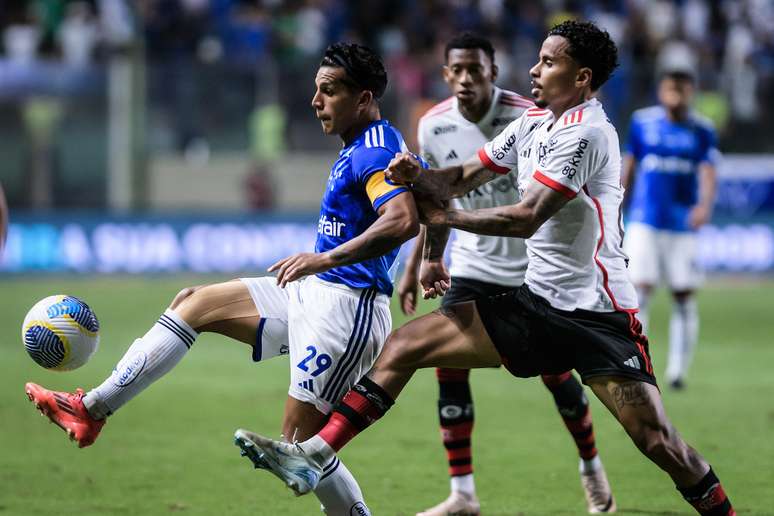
<box><xmin>1</xmin><ymin>276</ymin><xmax>772</xmax><ymax>515</ymax></box>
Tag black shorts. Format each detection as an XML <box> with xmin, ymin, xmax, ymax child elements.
<box><xmin>440</xmin><ymin>277</ymin><xmax>516</xmax><ymax>307</ymax></box>
<box><xmin>475</xmin><ymin>284</ymin><xmax>657</xmax><ymax>386</ymax></box>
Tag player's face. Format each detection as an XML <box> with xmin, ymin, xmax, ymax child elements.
<box><xmin>443</xmin><ymin>48</ymin><xmax>496</xmax><ymax>107</ymax></box>
<box><xmin>658</xmin><ymin>76</ymin><xmax>694</xmax><ymax>112</ymax></box>
<box><xmin>311</xmin><ymin>66</ymin><xmax>362</xmax><ymax>136</ymax></box>
<box><xmin>529</xmin><ymin>36</ymin><xmax>588</xmax><ymax>109</ymax></box>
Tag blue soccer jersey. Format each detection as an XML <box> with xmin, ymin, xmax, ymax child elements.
<box><xmin>625</xmin><ymin>106</ymin><xmax>719</xmax><ymax>232</ymax></box>
<box><xmin>315</xmin><ymin>120</ymin><xmax>411</xmax><ymax>296</ymax></box>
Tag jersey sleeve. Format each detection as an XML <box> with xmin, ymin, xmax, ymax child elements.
<box><xmin>532</xmin><ymin>125</ymin><xmax>605</xmax><ymax>200</ymax></box>
<box><xmin>351</xmin><ymin>145</ymin><xmax>409</xmax><ymax>210</ymax></box>
<box><xmin>478</xmin><ymin>116</ymin><xmax>524</xmax><ymax>174</ymax></box>
<box><xmin>698</xmin><ymin>124</ymin><xmax>721</xmax><ymax>166</ymax></box>
<box><xmin>624</xmin><ymin>117</ymin><xmax>642</xmax><ymax>159</ymax></box>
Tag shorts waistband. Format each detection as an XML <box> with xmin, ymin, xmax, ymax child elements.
<box><xmin>306</xmin><ymin>276</ymin><xmax>390</xmax><ymax>305</ymax></box>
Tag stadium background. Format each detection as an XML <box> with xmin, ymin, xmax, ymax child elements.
<box><xmin>1</xmin><ymin>1</ymin><xmax>772</xmax><ymax>514</ymax></box>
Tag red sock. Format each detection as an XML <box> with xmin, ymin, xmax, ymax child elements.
<box><xmin>319</xmin><ymin>377</ymin><xmax>394</xmax><ymax>451</ymax></box>
<box><xmin>678</xmin><ymin>468</ymin><xmax>735</xmax><ymax>516</ymax></box>
<box><xmin>542</xmin><ymin>372</ymin><xmax>598</xmax><ymax>460</ymax></box>
<box><xmin>436</xmin><ymin>368</ymin><xmax>474</xmax><ymax>476</ymax></box>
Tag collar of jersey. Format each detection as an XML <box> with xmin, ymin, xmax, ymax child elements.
<box><xmin>340</xmin><ymin>120</ymin><xmax>387</xmax><ymax>156</ymax></box>
<box><xmin>549</xmin><ymin>97</ymin><xmax>599</xmax><ymax>121</ymax></box>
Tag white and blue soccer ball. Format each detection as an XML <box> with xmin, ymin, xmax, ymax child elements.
<box><xmin>22</xmin><ymin>295</ymin><xmax>100</xmax><ymax>371</ymax></box>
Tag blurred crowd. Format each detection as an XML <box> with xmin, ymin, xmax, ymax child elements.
<box><xmin>0</xmin><ymin>0</ymin><xmax>773</xmax><ymax>207</ymax></box>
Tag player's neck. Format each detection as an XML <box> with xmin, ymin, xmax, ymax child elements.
<box><xmin>666</xmin><ymin>106</ymin><xmax>689</xmax><ymax>122</ymax></box>
<box><xmin>341</xmin><ymin>112</ymin><xmax>381</xmax><ymax>146</ymax></box>
<box><xmin>548</xmin><ymin>91</ymin><xmax>591</xmax><ymax>121</ymax></box>
<box><xmin>457</xmin><ymin>90</ymin><xmax>493</xmax><ymax>124</ymax></box>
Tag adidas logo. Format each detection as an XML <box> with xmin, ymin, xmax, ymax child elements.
<box><xmin>624</xmin><ymin>356</ymin><xmax>641</xmax><ymax>369</ymax></box>
<box><xmin>445</xmin><ymin>149</ymin><xmax>458</xmax><ymax>161</ymax></box>
<box><xmin>298</xmin><ymin>379</ymin><xmax>314</xmax><ymax>392</ymax></box>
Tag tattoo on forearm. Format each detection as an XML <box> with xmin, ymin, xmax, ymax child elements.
<box><xmin>423</xmin><ymin>226</ymin><xmax>450</xmax><ymax>260</ymax></box>
<box><xmin>612</xmin><ymin>382</ymin><xmax>650</xmax><ymax>410</ymax></box>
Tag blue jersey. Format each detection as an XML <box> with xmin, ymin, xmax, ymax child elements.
<box><xmin>625</xmin><ymin>106</ymin><xmax>719</xmax><ymax>232</ymax></box>
<box><xmin>315</xmin><ymin>120</ymin><xmax>411</xmax><ymax>296</ymax></box>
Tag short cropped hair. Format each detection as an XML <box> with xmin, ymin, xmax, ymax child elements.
<box><xmin>444</xmin><ymin>32</ymin><xmax>495</xmax><ymax>64</ymax></box>
<box><xmin>320</xmin><ymin>43</ymin><xmax>388</xmax><ymax>99</ymax></box>
<box><xmin>547</xmin><ymin>20</ymin><xmax>618</xmax><ymax>91</ymax></box>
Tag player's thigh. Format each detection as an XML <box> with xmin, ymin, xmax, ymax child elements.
<box><xmin>287</xmin><ymin>280</ymin><xmax>392</xmax><ymax>415</ymax></box>
<box><xmin>624</xmin><ymin>223</ymin><xmax>660</xmax><ymax>286</ymax></box>
<box><xmin>378</xmin><ymin>301</ymin><xmax>502</xmax><ymax>370</ymax></box>
<box><xmin>663</xmin><ymin>232</ymin><xmax>702</xmax><ymax>292</ymax></box>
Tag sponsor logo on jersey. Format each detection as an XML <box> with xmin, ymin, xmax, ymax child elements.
<box><xmin>493</xmin><ymin>133</ymin><xmax>517</xmax><ymax>160</ymax></box>
<box><xmin>640</xmin><ymin>154</ymin><xmax>695</xmax><ymax>174</ymax></box>
<box><xmin>113</xmin><ymin>352</ymin><xmax>147</xmax><ymax>387</ymax></box>
<box><xmin>561</xmin><ymin>137</ymin><xmax>589</xmax><ymax>179</ymax></box>
<box><xmin>433</xmin><ymin>124</ymin><xmax>457</xmax><ymax>135</ymax></box>
<box><xmin>318</xmin><ymin>214</ymin><xmax>347</xmax><ymax>237</ymax></box>
<box><xmin>445</xmin><ymin>149</ymin><xmax>458</xmax><ymax>161</ymax></box>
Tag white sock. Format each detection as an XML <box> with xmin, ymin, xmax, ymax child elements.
<box><xmin>579</xmin><ymin>455</ymin><xmax>602</xmax><ymax>474</ymax></box>
<box><xmin>450</xmin><ymin>474</ymin><xmax>475</xmax><ymax>496</ymax></box>
<box><xmin>83</xmin><ymin>309</ymin><xmax>198</xmax><ymax>418</ymax></box>
<box><xmin>301</xmin><ymin>434</ymin><xmax>337</xmax><ymax>467</ymax></box>
<box><xmin>315</xmin><ymin>457</ymin><xmax>370</xmax><ymax>515</ymax></box>
<box><xmin>666</xmin><ymin>298</ymin><xmax>698</xmax><ymax>382</ymax></box>
<box><xmin>635</xmin><ymin>287</ymin><xmax>651</xmax><ymax>333</ymax></box>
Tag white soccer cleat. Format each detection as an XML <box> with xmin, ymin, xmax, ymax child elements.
<box><xmin>416</xmin><ymin>491</ymin><xmax>480</xmax><ymax>516</ymax></box>
<box><xmin>234</xmin><ymin>428</ymin><xmax>322</xmax><ymax>496</ymax></box>
<box><xmin>581</xmin><ymin>461</ymin><xmax>616</xmax><ymax>513</ymax></box>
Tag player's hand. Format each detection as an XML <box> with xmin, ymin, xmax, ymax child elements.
<box><xmin>386</xmin><ymin>152</ymin><xmax>421</xmax><ymax>184</ymax></box>
<box><xmin>688</xmin><ymin>204</ymin><xmax>711</xmax><ymax>229</ymax></box>
<box><xmin>419</xmin><ymin>259</ymin><xmax>451</xmax><ymax>299</ymax></box>
<box><xmin>415</xmin><ymin>195</ymin><xmax>448</xmax><ymax>227</ymax></box>
<box><xmin>396</xmin><ymin>269</ymin><xmax>419</xmax><ymax>315</ymax></box>
<box><xmin>268</xmin><ymin>252</ymin><xmax>334</xmax><ymax>288</ymax></box>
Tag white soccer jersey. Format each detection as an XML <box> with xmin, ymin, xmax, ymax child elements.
<box><xmin>418</xmin><ymin>87</ymin><xmax>533</xmax><ymax>286</ymax></box>
<box><xmin>480</xmin><ymin>98</ymin><xmax>638</xmax><ymax>312</ymax></box>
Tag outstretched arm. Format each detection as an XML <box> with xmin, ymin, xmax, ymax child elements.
<box><xmin>424</xmin><ymin>180</ymin><xmax>570</xmax><ymax>239</ymax></box>
<box><xmin>270</xmin><ymin>191</ymin><xmax>419</xmax><ymax>287</ymax></box>
<box><xmin>387</xmin><ymin>152</ymin><xmax>498</xmax><ymax>200</ymax></box>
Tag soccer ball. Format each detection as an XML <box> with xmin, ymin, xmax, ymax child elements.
<box><xmin>22</xmin><ymin>295</ymin><xmax>100</xmax><ymax>371</ymax></box>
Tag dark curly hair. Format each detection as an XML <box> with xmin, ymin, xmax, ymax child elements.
<box><xmin>320</xmin><ymin>42</ymin><xmax>388</xmax><ymax>99</ymax></box>
<box><xmin>547</xmin><ymin>20</ymin><xmax>618</xmax><ymax>91</ymax></box>
<box><xmin>445</xmin><ymin>32</ymin><xmax>495</xmax><ymax>64</ymax></box>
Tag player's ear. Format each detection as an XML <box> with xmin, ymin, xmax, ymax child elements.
<box><xmin>491</xmin><ymin>63</ymin><xmax>499</xmax><ymax>83</ymax></box>
<box><xmin>359</xmin><ymin>89</ymin><xmax>374</xmax><ymax>109</ymax></box>
<box><xmin>577</xmin><ymin>66</ymin><xmax>592</xmax><ymax>90</ymax></box>
<box><xmin>442</xmin><ymin>64</ymin><xmax>453</xmax><ymax>85</ymax></box>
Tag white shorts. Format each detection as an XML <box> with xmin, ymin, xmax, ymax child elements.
<box><xmin>624</xmin><ymin>222</ymin><xmax>703</xmax><ymax>291</ymax></box>
<box><xmin>239</xmin><ymin>276</ymin><xmax>391</xmax><ymax>414</ymax></box>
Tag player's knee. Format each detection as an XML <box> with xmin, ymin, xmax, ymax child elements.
<box><xmin>632</xmin><ymin>421</ymin><xmax>681</xmax><ymax>461</ymax></box>
<box><xmin>169</xmin><ymin>285</ymin><xmax>211</xmax><ymax>329</ymax></box>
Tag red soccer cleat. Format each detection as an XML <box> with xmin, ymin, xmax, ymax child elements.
<box><xmin>25</xmin><ymin>382</ymin><xmax>105</xmax><ymax>448</ymax></box>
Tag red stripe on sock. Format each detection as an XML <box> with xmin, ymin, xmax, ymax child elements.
<box><xmin>449</xmin><ymin>464</ymin><xmax>473</xmax><ymax>476</ymax></box>
<box><xmin>319</xmin><ymin>412</ymin><xmax>359</xmax><ymax>452</ymax></box>
<box><xmin>436</xmin><ymin>368</ymin><xmax>470</xmax><ymax>382</ymax></box>
<box><xmin>441</xmin><ymin>421</ymin><xmax>473</xmax><ymax>442</ymax></box>
<box><xmin>446</xmin><ymin>447</ymin><xmax>472</xmax><ymax>461</ymax></box>
<box><xmin>540</xmin><ymin>371</ymin><xmax>573</xmax><ymax>388</ymax></box>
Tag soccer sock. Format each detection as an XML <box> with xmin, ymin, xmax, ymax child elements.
<box><xmin>666</xmin><ymin>298</ymin><xmax>698</xmax><ymax>382</ymax></box>
<box><xmin>541</xmin><ymin>372</ymin><xmax>598</xmax><ymax>462</ymax></box>
<box><xmin>677</xmin><ymin>468</ymin><xmax>735</xmax><ymax>516</ymax></box>
<box><xmin>635</xmin><ymin>287</ymin><xmax>651</xmax><ymax>332</ymax></box>
<box><xmin>436</xmin><ymin>368</ymin><xmax>475</xmax><ymax>484</ymax></box>
<box><xmin>314</xmin><ymin>457</ymin><xmax>371</xmax><ymax>516</ymax></box>
<box><xmin>316</xmin><ymin>376</ymin><xmax>394</xmax><ymax>453</ymax></box>
<box><xmin>83</xmin><ymin>309</ymin><xmax>197</xmax><ymax>419</ymax></box>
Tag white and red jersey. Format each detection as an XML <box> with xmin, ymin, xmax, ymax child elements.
<box><xmin>418</xmin><ymin>87</ymin><xmax>533</xmax><ymax>286</ymax></box>
<box><xmin>479</xmin><ymin>97</ymin><xmax>638</xmax><ymax>313</ymax></box>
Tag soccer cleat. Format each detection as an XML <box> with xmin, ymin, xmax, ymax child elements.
<box><xmin>25</xmin><ymin>383</ymin><xmax>105</xmax><ymax>448</ymax></box>
<box><xmin>416</xmin><ymin>491</ymin><xmax>481</xmax><ymax>516</ymax></box>
<box><xmin>234</xmin><ymin>428</ymin><xmax>322</xmax><ymax>496</ymax></box>
<box><xmin>581</xmin><ymin>461</ymin><xmax>616</xmax><ymax>513</ymax></box>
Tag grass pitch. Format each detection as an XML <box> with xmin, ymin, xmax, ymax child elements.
<box><xmin>1</xmin><ymin>276</ymin><xmax>772</xmax><ymax>515</ymax></box>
